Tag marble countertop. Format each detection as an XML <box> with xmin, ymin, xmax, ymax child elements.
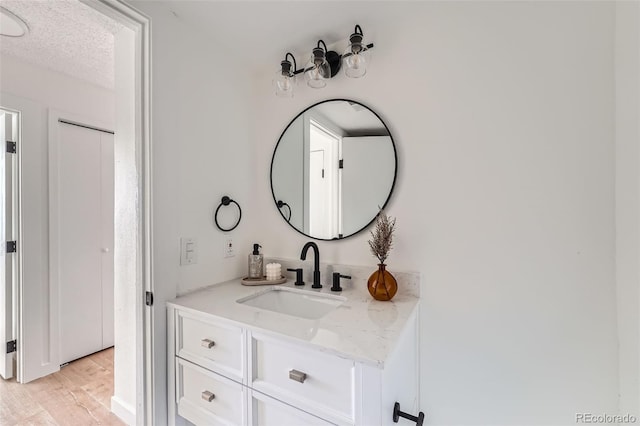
<box><xmin>168</xmin><ymin>275</ymin><xmax>419</xmax><ymax>368</ymax></box>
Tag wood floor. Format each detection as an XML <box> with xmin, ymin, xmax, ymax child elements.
<box><xmin>0</xmin><ymin>347</ymin><xmax>124</xmax><ymax>425</ymax></box>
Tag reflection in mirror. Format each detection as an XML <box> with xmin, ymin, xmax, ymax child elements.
<box><xmin>271</xmin><ymin>99</ymin><xmax>396</xmax><ymax>240</ymax></box>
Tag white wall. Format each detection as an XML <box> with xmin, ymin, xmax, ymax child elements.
<box><xmin>126</xmin><ymin>2</ymin><xmax>255</xmax><ymax>423</ymax></box>
<box><xmin>0</xmin><ymin>55</ymin><xmax>115</xmax><ymax>383</ymax></box>
<box><xmin>251</xmin><ymin>2</ymin><xmax>619</xmax><ymax>424</ymax></box>
<box><xmin>615</xmin><ymin>0</ymin><xmax>640</xmax><ymax>419</ymax></box>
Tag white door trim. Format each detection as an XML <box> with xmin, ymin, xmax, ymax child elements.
<box><xmin>0</xmin><ymin>109</ymin><xmax>13</xmax><ymax>380</ymax></box>
<box><xmin>78</xmin><ymin>1</ymin><xmax>153</xmax><ymax>425</ymax></box>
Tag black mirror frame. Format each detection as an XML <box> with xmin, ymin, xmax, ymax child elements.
<box><xmin>270</xmin><ymin>98</ymin><xmax>398</xmax><ymax>241</ymax></box>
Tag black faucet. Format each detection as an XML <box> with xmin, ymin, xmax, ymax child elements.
<box><xmin>300</xmin><ymin>242</ymin><xmax>322</xmax><ymax>288</ymax></box>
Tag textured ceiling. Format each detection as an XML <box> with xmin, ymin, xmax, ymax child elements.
<box><xmin>0</xmin><ymin>0</ymin><xmax>121</xmax><ymax>89</ymax></box>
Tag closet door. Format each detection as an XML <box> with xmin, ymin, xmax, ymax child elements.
<box><xmin>57</xmin><ymin>122</ymin><xmax>113</xmax><ymax>364</ymax></box>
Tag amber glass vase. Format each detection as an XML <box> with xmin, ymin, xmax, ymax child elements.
<box><xmin>367</xmin><ymin>264</ymin><xmax>398</xmax><ymax>301</ymax></box>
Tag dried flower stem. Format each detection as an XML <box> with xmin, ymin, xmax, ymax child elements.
<box><xmin>368</xmin><ymin>209</ymin><xmax>396</xmax><ymax>264</ymax></box>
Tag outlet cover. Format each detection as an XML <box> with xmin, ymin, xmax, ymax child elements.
<box><xmin>224</xmin><ymin>238</ymin><xmax>235</xmax><ymax>258</ymax></box>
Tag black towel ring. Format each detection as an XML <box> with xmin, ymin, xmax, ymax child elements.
<box><xmin>214</xmin><ymin>196</ymin><xmax>242</xmax><ymax>232</ymax></box>
<box><xmin>276</xmin><ymin>200</ymin><xmax>291</xmax><ymax>222</ymax></box>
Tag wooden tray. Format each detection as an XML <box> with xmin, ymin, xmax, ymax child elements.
<box><xmin>241</xmin><ymin>276</ymin><xmax>287</xmax><ymax>286</ymax></box>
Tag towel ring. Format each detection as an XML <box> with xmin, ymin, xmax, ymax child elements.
<box><xmin>214</xmin><ymin>196</ymin><xmax>242</xmax><ymax>232</ymax></box>
<box><xmin>276</xmin><ymin>200</ymin><xmax>291</xmax><ymax>222</ymax></box>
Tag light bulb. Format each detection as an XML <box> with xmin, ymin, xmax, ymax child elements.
<box><xmin>344</xmin><ymin>53</ymin><xmax>367</xmax><ymax>78</ymax></box>
<box><xmin>274</xmin><ymin>57</ymin><xmax>296</xmax><ymax>97</ymax></box>
<box><xmin>305</xmin><ymin>46</ymin><xmax>330</xmax><ymax>89</ymax></box>
<box><xmin>305</xmin><ymin>67</ymin><xmax>327</xmax><ymax>89</ymax></box>
<box><xmin>275</xmin><ymin>74</ymin><xmax>293</xmax><ymax>97</ymax></box>
<box><xmin>343</xmin><ymin>26</ymin><xmax>371</xmax><ymax>79</ymax></box>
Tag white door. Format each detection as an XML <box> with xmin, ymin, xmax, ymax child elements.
<box><xmin>57</xmin><ymin>122</ymin><xmax>114</xmax><ymax>364</ymax></box>
<box><xmin>308</xmin><ymin>122</ymin><xmax>338</xmax><ymax>239</ymax></box>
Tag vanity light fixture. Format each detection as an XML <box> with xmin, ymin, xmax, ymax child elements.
<box><xmin>274</xmin><ymin>24</ymin><xmax>374</xmax><ymax>97</ymax></box>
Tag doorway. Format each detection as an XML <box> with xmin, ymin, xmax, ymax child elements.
<box><xmin>75</xmin><ymin>2</ymin><xmax>153</xmax><ymax>422</ymax></box>
<box><xmin>308</xmin><ymin>119</ymin><xmax>339</xmax><ymax>238</ymax></box>
<box><xmin>0</xmin><ymin>0</ymin><xmax>152</xmax><ymax>423</ymax></box>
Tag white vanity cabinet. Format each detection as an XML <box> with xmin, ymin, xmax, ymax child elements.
<box><xmin>167</xmin><ymin>281</ymin><xmax>420</xmax><ymax>426</ymax></box>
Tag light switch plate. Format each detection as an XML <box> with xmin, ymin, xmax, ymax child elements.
<box><xmin>180</xmin><ymin>237</ymin><xmax>197</xmax><ymax>265</ymax></box>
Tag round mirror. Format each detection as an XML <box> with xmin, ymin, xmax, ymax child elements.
<box><xmin>270</xmin><ymin>99</ymin><xmax>397</xmax><ymax>240</ymax></box>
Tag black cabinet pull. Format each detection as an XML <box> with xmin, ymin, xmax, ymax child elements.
<box><xmin>393</xmin><ymin>402</ymin><xmax>424</xmax><ymax>426</ymax></box>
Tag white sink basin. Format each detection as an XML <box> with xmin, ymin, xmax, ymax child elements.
<box><xmin>237</xmin><ymin>287</ymin><xmax>346</xmax><ymax>320</ymax></box>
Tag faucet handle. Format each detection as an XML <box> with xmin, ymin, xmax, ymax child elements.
<box><xmin>287</xmin><ymin>268</ymin><xmax>305</xmax><ymax>286</ymax></box>
<box><xmin>331</xmin><ymin>273</ymin><xmax>351</xmax><ymax>292</ymax></box>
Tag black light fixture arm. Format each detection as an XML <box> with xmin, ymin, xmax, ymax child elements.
<box><xmin>282</xmin><ymin>52</ymin><xmax>305</xmax><ymax>76</ymax></box>
<box><xmin>285</xmin><ymin>52</ymin><xmax>297</xmax><ymax>70</ymax></box>
<box><xmin>317</xmin><ymin>39</ymin><xmax>328</xmax><ymax>52</ymax></box>
<box><xmin>283</xmin><ymin>52</ymin><xmax>305</xmax><ymax>76</ymax></box>
<box><xmin>343</xmin><ymin>25</ymin><xmax>375</xmax><ymax>59</ymax></box>
<box><xmin>353</xmin><ymin>24</ymin><xmax>375</xmax><ymax>47</ymax></box>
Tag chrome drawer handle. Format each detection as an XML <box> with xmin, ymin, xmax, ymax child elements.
<box><xmin>289</xmin><ymin>369</ymin><xmax>307</xmax><ymax>383</ymax></box>
<box><xmin>201</xmin><ymin>390</ymin><xmax>215</xmax><ymax>402</ymax></box>
<box><xmin>201</xmin><ymin>339</ymin><xmax>215</xmax><ymax>349</ymax></box>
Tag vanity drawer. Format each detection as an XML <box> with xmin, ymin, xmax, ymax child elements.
<box><xmin>249</xmin><ymin>333</ymin><xmax>355</xmax><ymax>425</ymax></box>
<box><xmin>249</xmin><ymin>389</ymin><xmax>334</xmax><ymax>426</ymax></box>
<box><xmin>176</xmin><ymin>310</ymin><xmax>245</xmax><ymax>382</ymax></box>
<box><xmin>176</xmin><ymin>357</ymin><xmax>245</xmax><ymax>426</ymax></box>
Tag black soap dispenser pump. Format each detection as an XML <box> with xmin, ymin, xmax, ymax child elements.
<box><xmin>248</xmin><ymin>244</ymin><xmax>263</xmax><ymax>279</ymax></box>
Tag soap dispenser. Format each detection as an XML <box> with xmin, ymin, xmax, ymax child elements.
<box><xmin>248</xmin><ymin>244</ymin><xmax>264</xmax><ymax>279</ymax></box>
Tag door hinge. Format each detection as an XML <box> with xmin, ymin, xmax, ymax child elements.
<box><xmin>6</xmin><ymin>340</ymin><xmax>16</xmax><ymax>354</ymax></box>
<box><xmin>6</xmin><ymin>141</ymin><xmax>16</xmax><ymax>154</ymax></box>
<box><xmin>6</xmin><ymin>241</ymin><xmax>16</xmax><ymax>253</ymax></box>
<box><xmin>145</xmin><ymin>291</ymin><xmax>153</xmax><ymax>306</ymax></box>
<box><xmin>339</xmin><ymin>159</ymin><xmax>344</xmax><ymax>169</ymax></box>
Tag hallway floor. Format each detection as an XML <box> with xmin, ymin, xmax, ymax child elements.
<box><xmin>0</xmin><ymin>347</ymin><xmax>124</xmax><ymax>425</ymax></box>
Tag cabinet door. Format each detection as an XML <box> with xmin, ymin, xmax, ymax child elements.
<box><xmin>248</xmin><ymin>389</ymin><xmax>335</xmax><ymax>426</ymax></box>
<box><xmin>176</xmin><ymin>310</ymin><xmax>245</xmax><ymax>383</ymax></box>
<box><xmin>249</xmin><ymin>332</ymin><xmax>355</xmax><ymax>425</ymax></box>
<box><xmin>176</xmin><ymin>357</ymin><xmax>246</xmax><ymax>426</ymax></box>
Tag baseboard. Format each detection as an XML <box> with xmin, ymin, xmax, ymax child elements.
<box><xmin>111</xmin><ymin>395</ymin><xmax>136</xmax><ymax>425</ymax></box>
